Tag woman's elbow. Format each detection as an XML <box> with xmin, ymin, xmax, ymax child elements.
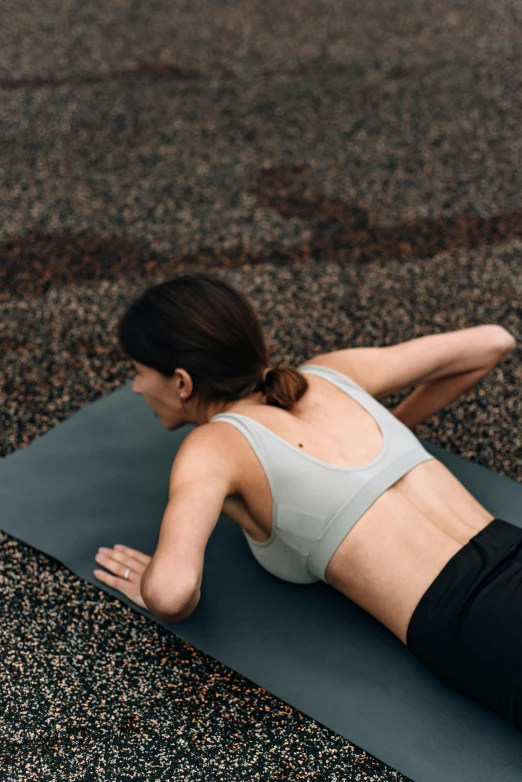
<box><xmin>491</xmin><ymin>327</ymin><xmax>516</xmax><ymax>356</ymax></box>
<box><xmin>144</xmin><ymin>588</ymin><xmax>200</xmax><ymax>623</ymax></box>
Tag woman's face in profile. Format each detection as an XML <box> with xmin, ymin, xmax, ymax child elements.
<box><xmin>131</xmin><ymin>360</ymin><xmax>187</xmax><ymax>429</ymax></box>
<box><xmin>130</xmin><ymin>359</ymin><xmax>259</xmax><ymax>429</ymax></box>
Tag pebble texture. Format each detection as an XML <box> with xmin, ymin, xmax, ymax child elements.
<box><xmin>1</xmin><ymin>0</ymin><xmax>521</xmax><ymax>779</ymax></box>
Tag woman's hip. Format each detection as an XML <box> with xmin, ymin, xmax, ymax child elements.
<box><xmin>406</xmin><ymin>517</ymin><xmax>522</xmax><ymax>730</ymax></box>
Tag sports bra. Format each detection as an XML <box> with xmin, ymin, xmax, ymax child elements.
<box><xmin>209</xmin><ymin>364</ymin><xmax>435</xmax><ymax>585</ymax></box>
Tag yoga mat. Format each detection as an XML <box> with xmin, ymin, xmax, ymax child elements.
<box><xmin>2</xmin><ymin>380</ymin><xmax>522</xmax><ymax>782</ymax></box>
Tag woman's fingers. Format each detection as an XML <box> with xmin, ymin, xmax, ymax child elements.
<box><xmin>112</xmin><ymin>544</ymin><xmax>152</xmax><ymax>566</ymax></box>
<box><xmin>94</xmin><ymin>568</ymin><xmax>128</xmax><ymax>588</ymax></box>
<box><xmin>95</xmin><ymin>550</ymin><xmax>139</xmax><ymax>579</ymax></box>
<box><xmin>95</xmin><ymin>546</ymin><xmax>151</xmax><ymax>579</ymax></box>
<box><xmin>93</xmin><ymin>566</ymin><xmax>148</xmax><ymax>610</ymax></box>
<box><xmin>93</xmin><ymin>545</ymin><xmax>151</xmax><ymax>610</ymax></box>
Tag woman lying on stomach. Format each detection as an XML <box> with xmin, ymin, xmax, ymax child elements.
<box><xmin>95</xmin><ymin>272</ymin><xmax>518</xmax><ymax>729</ymax></box>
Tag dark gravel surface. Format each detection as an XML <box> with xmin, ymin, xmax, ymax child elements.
<box><xmin>1</xmin><ymin>0</ymin><xmax>521</xmax><ymax>779</ymax></box>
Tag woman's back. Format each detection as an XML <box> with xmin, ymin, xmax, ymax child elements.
<box><xmin>214</xmin><ymin>358</ymin><xmax>495</xmax><ymax>645</ymax></box>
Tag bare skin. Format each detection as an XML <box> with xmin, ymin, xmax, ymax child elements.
<box><xmin>97</xmin><ymin>355</ymin><xmax>495</xmax><ymax>640</ymax></box>
<box><xmin>216</xmin><ymin>363</ymin><xmax>495</xmax><ymax>646</ymax></box>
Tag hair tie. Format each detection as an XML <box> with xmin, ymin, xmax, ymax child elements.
<box><xmin>262</xmin><ymin>367</ymin><xmax>271</xmax><ymax>382</ymax></box>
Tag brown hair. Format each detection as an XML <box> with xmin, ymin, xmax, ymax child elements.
<box><xmin>117</xmin><ymin>272</ymin><xmax>309</xmax><ymax>412</ymax></box>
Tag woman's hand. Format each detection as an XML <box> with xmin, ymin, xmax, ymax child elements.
<box><xmin>93</xmin><ymin>544</ymin><xmax>152</xmax><ymax>610</ymax></box>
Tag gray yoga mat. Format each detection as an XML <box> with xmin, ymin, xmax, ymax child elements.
<box><xmin>2</xmin><ymin>380</ymin><xmax>522</xmax><ymax>782</ymax></box>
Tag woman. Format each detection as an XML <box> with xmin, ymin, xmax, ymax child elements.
<box><xmin>94</xmin><ymin>272</ymin><xmax>519</xmax><ymax>728</ymax></box>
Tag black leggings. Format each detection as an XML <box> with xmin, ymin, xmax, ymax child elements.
<box><xmin>406</xmin><ymin>518</ymin><xmax>522</xmax><ymax>731</ymax></box>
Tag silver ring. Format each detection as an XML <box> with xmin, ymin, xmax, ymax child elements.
<box><xmin>124</xmin><ymin>567</ymin><xmax>131</xmax><ymax>580</ymax></box>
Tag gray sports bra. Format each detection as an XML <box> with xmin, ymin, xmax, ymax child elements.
<box><xmin>209</xmin><ymin>364</ymin><xmax>435</xmax><ymax>585</ymax></box>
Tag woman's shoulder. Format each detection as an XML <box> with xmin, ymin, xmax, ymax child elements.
<box><xmin>299</xmin><ymin>353</ymin><xmax>372</xmax><ymax>393</ymax></box>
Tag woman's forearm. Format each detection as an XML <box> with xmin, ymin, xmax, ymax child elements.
<box><xmin>391</xmin><ymin>362</ymin><xmax>498</xmax><ymax>430</ymax></box>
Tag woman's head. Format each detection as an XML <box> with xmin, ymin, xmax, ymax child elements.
<box><xmin>117</xmin><ymin>273</ymin><xmax>309</xmax><ymax>428</ymax></box>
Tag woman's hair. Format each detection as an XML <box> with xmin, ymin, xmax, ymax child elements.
<box><xmin>117</xmin><ymin>272</ymin><xmax>309</xmax><ymax>412</ymax></box>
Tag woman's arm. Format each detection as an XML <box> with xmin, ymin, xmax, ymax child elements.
<box><xmin>390</xmin><ymin>361</ymin><xmax>500</xmax><ymax>430</ymax></box>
